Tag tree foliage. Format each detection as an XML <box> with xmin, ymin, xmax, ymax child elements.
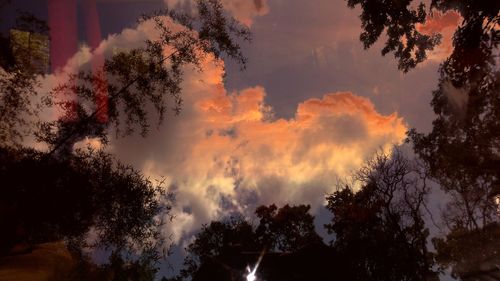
<box><xmin>0</xmin><ymin>146</ymin><xmax>171</xmax><ymax>259</ymax></box>
<box><xmin>346</xmin><ymin>0</ymin><xmax>441</xmax><ymax>72</ymax></box>
<box><xmin>432</xmin><ymin>222</ymin><xmax>500</xmax><ymax>281</ymax></box>
<box><xmin>348</xmin><ymin>0</ymin><xmax>500</xmax><ymax>277</ymax></box>
<box><xmin>346</xmin><ymin>0</ymin><xmax>499</xmax><ymax>73</ymax></box>
<box><xmin>409</xmin><ymin>39</ymin><xmax>500</xmax><ymax>233</ymax></box>
<box><xmin>408</xmin><ymin>0</ymin><xmax>500</xmax><ymax>231</ymax></box>
<box><xmin>175</xmin><ymin>216</ymin><xmax>256</xmax><ymax>280</ymax></box>
<box><xmin>347</xmin><ymin>0</ymin><xmax>500</xmax><ymax>231</ymax></box>
<box><xmin>99</xmin><ymin>252</ymin><xmax>159</xmax><ymax>281</ymax></box>
<box><xmin>255</xmin><ymin>204</ymin><xmax>322</xmax><ymax>252</ymax></box>
<box><xmin>172</xmin><ymin>204</ymin><xmax>321</xmax><ymax>280</ymax></box>
<box><xmin>325</xmin><ymin>149</ymin><xmax>438</xmax><ymax>281</ymax></box>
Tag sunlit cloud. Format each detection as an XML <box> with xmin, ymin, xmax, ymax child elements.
<box><xmin>417</xmin><ymin>11</ymin><xmax>462</xmax><ymax>62</ymax></box>
<box><xmin>36</xmin><ymin>14</ymin><xmax>407</xmax><ymax>244</ymax></box>
<box><xmin>145</xmin><ymin>76</ymin><xmax>407</xmax><ymax>243</ymax></box>
<box><xmin>109</xmin><ymin>49</ymin><xmax>407</xmax><ymax>242</ymax></box>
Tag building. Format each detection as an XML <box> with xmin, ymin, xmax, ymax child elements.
<box><xmin>9</xmin><ymin>29</ymin><xmax>50</xmax><ymax>74</ymax></box>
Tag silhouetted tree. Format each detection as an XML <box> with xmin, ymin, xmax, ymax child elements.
<box><xmin>0</xmin><ymin>146</ymin><xmax>171</xmax><ymax>259</ymax></box>
<box><xmin>255</xmin><ymin>204</ymin><xmax>322</xmax><ymax>252</ymax></box>
<box><xmin>348</xmin><ymin>1</ymin><xmax>500</xmax><ymax>277</ymax></box>
<box><xmin>173</xmin><ymin>204</ymin><xmax>321</xmax><ymax>280</ymax></box>
<box><xmin>432</xmin><ymin>222</ymin><xmax>500</xmax><ymax>281</ymax></box>
<box><xmin>344</xmin><ymin>0</ymin><xmax>439</xmax><ymax>72</ymax></box>
<box><xmin>98</xmin><ymin>252</ymin><xmax>159</xmax><ymax>281</ymax></box>
<box><xmin>407</xmin><ymin>1</ymin><xmax>500</xmax><ymax>229</ymax></box>
<box><xmin>409</xmin><ymin>58</ymin><xmax>500</xmax><ymax>231</ymax></box>
<box><xmin>346</xmin><ymin>0</ymin><xmax>499</xmax><ymax>73</ymax></box>
<box><xmin>325</xmin><ymin>149</ymin><xmax>438</xmax><ymax>281</ymax></box>
<box><xmin>347</xmin><ymin>0</ymin><xmax>500</xmax><ymax>231</ymax></box>
<box><xmin>1</xmin><ymin>0</ymin><xmax>250</xmax><ymax>150</ymax></box>
<box><xmin>176</xmin><ymin>216</ymin><xmax>257</xmax><ymax>280</ymax></box>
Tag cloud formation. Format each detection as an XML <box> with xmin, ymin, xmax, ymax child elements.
<box><xmin>164</xmin><ymin>0</ymin><xmax>269</xmax><ymax>26</ymax></box>
<box><xmin>38</xmin><ymin>14</ymin><xmax>407</xmax><ymax>244</ymax></box>
<box><xmin>145</xmin><ymin>81</ymin><xmax>406</xmax><ymax>243</ymax></box>
<box><xmin>106</xmin><ymin>47</ymin><xmax>407</xmax><ymax>242</ymax></box>
<box><xmin>417</xmin><ymin>11</ymin><xmax>461</xmax><ymax>62</ymax></box>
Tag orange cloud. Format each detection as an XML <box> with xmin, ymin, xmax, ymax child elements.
<box><xmin>36</xmin><ymin>15</ymin><xmax>407</xmax><ymax>243</ymax></box>
<box><xmin>140</xmin><ymin>60</ymin><xmax>408</xmax><ymax>240</ymax></box>
<box><xmin>194</xmin><ymin>89</ymin><xmax>407</xmax><ymax>185</ymax></box>
<box><xmin>417</xmin><ymin>11</ymin><xmax>462</xmax><ymax>62</ymax></box>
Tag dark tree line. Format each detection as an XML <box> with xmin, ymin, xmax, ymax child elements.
<box><xmin>168</xmin><ymin>204</ymin><xmax>321</xmax><ymax>281</ymax></box>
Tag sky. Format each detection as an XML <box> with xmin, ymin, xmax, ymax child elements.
<box><xmin>2</xmin><ymin>0</ymin><xmax>461</xmax><ymax>278</ymax></box>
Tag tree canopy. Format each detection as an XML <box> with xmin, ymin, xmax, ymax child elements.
<box><xmin>347</xmin><ymin>0</ymin><xmax>500</xmax><ymax>278</ymax></box>
<box><xmin>325</xmin><ymin>150</ymin><xmax>437</xmax><ymax>281</ymax></box>
<box><xmin>170</xmin><ymin>204</ymin><xmax>322</xmax><ymax>281</ymax></box>
<box><xmin>346</xmin><ymin>0</ymin><xmax>499</xmax><ymax>73</ymax></box>
<box><xmin>347</xmin><ymin>0</ymin><xmax>500</xmax><ymax>230</ymax></box>
<box><xmin>255</xmin><ymin>204</ymin><xmax>322</xmax><ymax>252</ymax></box>
<box><xmin>0</xmin><ymin>146</ymin><xmax>170</xmax><ymax>258</ymax></box>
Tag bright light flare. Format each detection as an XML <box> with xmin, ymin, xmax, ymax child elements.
<box><xmin>246</xmin><ymin>265</ymin><xmax>258</xmax><ymax>281</ymax></box>
<box><xmin>246</xmin><ymin>250</ymin><xmax>265</xmax><ymax>281</ymax></box>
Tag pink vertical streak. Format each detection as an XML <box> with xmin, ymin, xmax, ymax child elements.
<box><xmin>48</xmin><ymin>0</ymin><xmax>77</xmax><ymax>72</ymax></box>
<box><xmin>83</xmin><ymin>0</ymin><xmax>108</xmax><ymax>123</ymax></box>
<box><xmin>48</xmin><ymin>0</ymin><xmax>78</xmax><ymax>120</ymax></box>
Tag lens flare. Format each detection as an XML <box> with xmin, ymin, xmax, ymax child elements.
<box><xmin>246</xmin><ymin>250</ymin><xmax>265</xmax><ymax>281</ymax></box>
<box><xmin>246</xmin><ymin>265</ymin><xmax>258</xmax><ymax>281</ymax></box>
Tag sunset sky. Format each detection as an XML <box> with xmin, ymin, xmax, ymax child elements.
<box><xmin>1</xmin><ymin>0</ymin><xmax>461</xmax><ymax>275</ymax></box>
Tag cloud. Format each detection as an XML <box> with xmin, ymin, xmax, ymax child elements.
<box><xmin>108</xmin><ymin>55</ymin><xmax>407</xmax><ymax>242</ymax></box>
<box><xmin>36</xmin><ymin>13</ymin><xmax>407</xmax><ymax>244</ymax></box>
<box><xmin>164</xmin><ymin>0</ymin><xmax>269</xmax><ymax>26</ymax></box>
<box><xmin>150</xmin><ymin>87</ymin><xmax>405</xmax><ymax>243</ymax></box>
<box><xmin>417</xmin><ymin>11</ymin><xmax>461</xmax><ymax>62</ymax></box>
<box><xmin>220</xmin><ymin>0</ymin><xmax>269</xmax><ymax>26</ymax></box>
